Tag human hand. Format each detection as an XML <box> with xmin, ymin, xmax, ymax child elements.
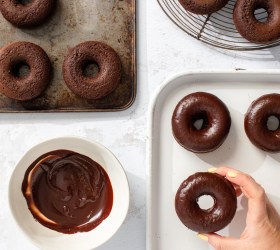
<box><xmin>197</xmin><ymin>167</ymin><xmax>280</xmax><ymax>250</ymax></box>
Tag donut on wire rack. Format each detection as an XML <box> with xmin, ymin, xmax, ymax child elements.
<box><xmin>233</xmin><ymin>0</ymin><xmax>280</xmax><ymax>44</ymax></box>
<box><xmin>178</xmin><ymin>0</ymin><xmax>229</xmax><ymax>15</ymax></box>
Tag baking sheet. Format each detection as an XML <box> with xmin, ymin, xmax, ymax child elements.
<box><xmin>0</xmin><ymin>0</ymin><xmax>136</xmax><ymax>112</ymax></box>
<box><xmin>147</xmin><ymin>71</ymin><xmax>280</xmax><ymax>250</ymax></box>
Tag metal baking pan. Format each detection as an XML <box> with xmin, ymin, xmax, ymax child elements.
<box><xmin>0</xmin><ymin>0</ymin><xmax>136</xmax><ymax>112</ymax></box>
<box><xmin>147</xmin><ymin>70</ymin><xmax>280</xmax><ymax>250</ymax></box>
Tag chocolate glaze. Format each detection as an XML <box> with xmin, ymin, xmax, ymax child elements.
<box><xmin>63</xmin><ymin>41</ymin><xmax>122</xmax><ymax>100</ymax></box>
<box><xmin>179</xmin><ymin>0</ymin><xmax>229</xmax><ymax>15</ymax></box>
<box><xmin>245</xmin><ymin>94</ymin><xmax>280</xmax><ymax>152</ymax></box>
<box><xmin>0</xmin><ymin>42</ymin><xmax>51</xmax><ymax>101</ymax></box>
<box><xmin>175</xmin><ymin>172</ymin><xmax>237</xmax><ymax>233</ymax></box>
<box><xmin>22</xmin><ymin>150</ymin><xmax>113</xmax><ymax>234</ymax></box>
<box><xmin>172</xmin><ymin>92</ymin><xmax>231</xmax><ymax>153</ymax></box>
<box><xmin>0</xmin><ymin>0</ymin><xmax>55</xmax><ymax>28</ymax></box>
<box><xmin>233</xmin><ymin>0</ymin><xmax>280</xmax><ymax>44</ymax></box>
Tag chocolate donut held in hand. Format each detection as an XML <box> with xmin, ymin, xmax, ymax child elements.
<box><xmin>245</xmin><ymin>94</ymin><xmax>280</xmax><ymax>152</ymax></box>
<box><xmin>175</xmin><ymin>172</ymin><xmax>237</xmax><ymax>233</ymax></box>
<box><xmin>63</xmin><ymin>41</ymin><xmax>122</xmax><ymax>100</ymax></box>
<box><xmin>233</xmin><ymin>0</ymin><xmax>280</xmax><ymax>44</ymax></box>
<box><xmin>0</xmin><ymin>41</ymin><xmax>51</xmax><ymax>101</ymax></box>
<box><xmin>172</xmin><ymin>92</ymin><xmax>231</xmax><ymax>153</ymax></box>
<box><xmin>0</xmin><ymin>0</ymin><xmax>55</xmax><ymax>28</ymax></box>
<box><xmin>199</xmin><ymin>167</ymin><xmax>280</xmax><ymax>250</ymax></box>
<box><xmin>22</xmin><ymin>150</ymin><xmax>113</xmax><ymax>234</ymax></box>
<box><xmin>179</xmin><ymin>0</ymin><xmax>229</xmax><ymax>15</ymax></box>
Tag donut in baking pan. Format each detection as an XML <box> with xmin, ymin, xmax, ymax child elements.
<box><xmin>0</xmin><ymin>41</ymin><xmax>51</xmax><ymax>101</ymax></box>
<box><xmin>0</xmin><ymin>0</ymin><xmax>55</xmax><ymax>28</ymax></box>
<box><xmin>63</xmin><ymin>41</ymin><xmax>122</xmax><ymax>100</ymax></box>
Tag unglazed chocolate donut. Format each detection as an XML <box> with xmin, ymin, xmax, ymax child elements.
<box><xmin>22</xmin><ymin>150</ymin><xmax>113</xmax><ymax>234</ymax></box>
<box><xmin>172</xmin><ymin>92</ymin><xmax>231</xmax><ymax>153</ymax></box>
<box><xmin>233</xmin><ymin>0</ymin><xmax>280</xmax><ymax>44</ymax></box>
<box><xmin>63</xmin><ymin>41</ymin><xmax>122</xmax><ymax>100</ymax></box>
<box><xmin>179</xmin><ymin>0</ymin><xmax>229</xmax><ymax>15</ymax></box>
<box><xmin>175</xmin><ymin>172</ymin><xmax>237</xmax><ymax>233</ymax></box>
<box><xmin>0</xmin><ymin>42</ymin><xmax>51</xmax><ymax>101</ymax></box>
<box><xmin>245</xmin><ymin>94</ymin><xmax>280</xmax><ymax>152</ymax></box>
<box><xmin>0</xmin><ymin>0</ymin><xmax>55</xmax><ymax>28</ymax></box>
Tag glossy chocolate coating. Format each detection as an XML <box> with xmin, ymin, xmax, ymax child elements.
<box><xmin>179</xmin><ymin>0</ymin><xmax>229</xmax><ymax>15</ymax></box>
<box><xmin>22</xmin><ymin>150</ymin><xmax>113</xmax><ymax>234</ymax></box>
<box><xmin>245</xmin><ymin>94</ymin><xmax>280</xmax><ymax>152</ymax></box>
<box><xmin>175</xmin><ymin>172</ymin><xmax>237</xmax><ymax>233</ymax></box>
<box><xmin>63</xmin><ymin>41</ymin><xmax>122</xmax><ymax>100</ymax></box>
<box><xmin>172</xmin><ymin>92</ymin><xmax>231</xmax><ymax>153</ymax></box>
<box><xmin>233</xmin><ymin>0</ymin><xmax>280</xmax><ymax>44</ymax></box>
<box><xmin>0</xmin><ymin>42</ymin><xmax>51</xmax><ymax>101</ymax></box>
<box><xmin>0</xmin><ymin>0</ymin><xmax>55</xmax><ymax>28</ymax></box>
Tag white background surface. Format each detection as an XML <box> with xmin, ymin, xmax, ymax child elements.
<box><xmin>1</xmin><ymin>0</ymin><xmax>280</xmax><ymax>249</ymax></box>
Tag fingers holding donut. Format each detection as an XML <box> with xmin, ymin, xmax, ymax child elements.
<box><xmin>209</xmin><ymin>167</ymin><xmax>267</xmax><ymax>224</ymax></box>
<box><xmin>200</xmin><ymin>232</ymin><xmax>241</xmax><ymax>250</ymax></box>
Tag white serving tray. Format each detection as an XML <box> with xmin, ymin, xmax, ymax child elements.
<box><xmin>147</xmin><ymin>70</ymin><xmax>280</xmax><ymax>250</ymax></box>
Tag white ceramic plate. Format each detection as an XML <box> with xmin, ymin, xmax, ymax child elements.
<box><xmin>147</xmin><ymin>70</ymin><xmax>280</xmax><ymax>250</ymax></box>
<box><xmin>9</xmin><ymin>136</ymin><xmax>129</xmax><ymax>250</ymax></box>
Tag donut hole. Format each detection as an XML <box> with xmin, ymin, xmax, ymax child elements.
<box><xmin>192</xmin><ymin>112</ymin><xmax>209</xmax><ymax>131</ymax></box>
<box><xmin>12</xmin><ymin>62</ymin><xmax>30</xmax><ymax>78</ymax></box>
<box><xmin>82</xmin><ymin>61</ymin><xmax>100</xmax><ymax>78</ymax></box>
<box><xmin>267</xmin><ymin>115</ymin><xmax>280</xmax><ymax>131</ymax></box>
<box><xmin>197</xmin><ymin>195</ymin><xmax>215</xmax><ymax>211</ymax></box>
<box><xmin>254</xmin><ymin>8</ymin><xmax>268</xmax><ymax>23</ymax></box>
<box><xmin>17</xmin><ymin>0</ymin><xmax>33</xmax><ymax>5</ymax></box>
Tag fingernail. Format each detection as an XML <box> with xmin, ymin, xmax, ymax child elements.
<box><xmin>197</xmin><ymin>234</ymin><xmax>208</xmax><ymax>241</ymax></box>
<box><xmin>227</xmin><ymin>171</ymin><xmax>237</xmax><ymax>178</ymax></box>
<box><xmin>208</xmin><ymin>167</ymin><xmax>217</xmax><ymax>173</ymax></box>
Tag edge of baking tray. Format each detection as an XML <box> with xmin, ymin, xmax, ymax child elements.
<box><xmin>119</xmin><ymin>0</ymin><xmax>137</xmax><ymax>112</ymax></box>
<box><xmin>146</xmin><ymin>69</ymin><xmax>280</xmax><ymax>250</ymax></box>
<box><xmin>0</xmin><ymin>0</ymin><xmax>136</xmax><ymax>113</ymax></box>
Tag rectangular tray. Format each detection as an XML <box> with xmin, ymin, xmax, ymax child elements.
<box><xmin>0</xmin><ymin>0</ymin><xmax>136</xmax><ymax>112</ymax></box>
<box><xmin>147</xmin><ymin>71</ymin><xmax>280</xmax><ymax>250</ymax></box>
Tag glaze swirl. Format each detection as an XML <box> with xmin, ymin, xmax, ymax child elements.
<box><xmin>22</xmin><ymin>150</ymin><xmax>113</xmax><ymax>234</ymax></box>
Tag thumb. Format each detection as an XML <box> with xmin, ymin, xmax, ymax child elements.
<box><xmin>198</xmin><ymin>233</ymin><xmax>239</xmax><ymax>250</ymax></box>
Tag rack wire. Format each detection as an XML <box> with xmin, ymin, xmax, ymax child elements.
<box><xmin>158</xmin><ymin>0</ymin><xmax>280</xmax><ymax>51</ymax></box>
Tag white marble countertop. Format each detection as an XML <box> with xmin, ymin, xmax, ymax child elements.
<box><xmin>1</xmin><ymin>1</ymin><xmax>280</xmax><ymax>249</ymax></box>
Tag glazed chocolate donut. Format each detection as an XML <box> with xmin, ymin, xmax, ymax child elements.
<box><xmin>245</xmin><ymin>94</ymin><xmax>280</xmax><ymax>152</ymax></box>
<box><xmin>179</xmin><ymin>0</ymin><xmax>229</xmax><ymax>15</ymax></box>
<box><xmin>63</xmin><ymin>41</ymin><xmax>122</xmax><ymax>100</ymax></box>
<box><xmin>0</xmin><ymin>42</ymin><xmax>51</xmax><ymax>101</ymax></box>
<box><xmin>175</xmin><ymin>172</ymin><xmax>237</xmax><ymax>233</ymax></box>
<box><xmin>0</xmin><ymin>0</ymin><xmax>55</xmax><ymax>28</ymax></box>
<box><xmin>172</xmin><ymin>92</ymin><xmax>231</xmax><ymax>153</ymax></box>
<box><xmin>233</xmin><ymin>0</ymin><xmax>280</xmax><ymax>44</ymax></box>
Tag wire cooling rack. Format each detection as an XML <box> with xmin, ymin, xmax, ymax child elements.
<box><xmin>158</xmin><ymin>0</ymin><xmax>280</xmax><ymax>51</ymax></box>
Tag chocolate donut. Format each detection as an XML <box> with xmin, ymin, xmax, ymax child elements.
<box><xmin>233</xmin><ymin>0</ymin><xmax>280</xmax><ymax>44</ymax></box>
<box><xmin>245</xmin><ymin>94</ymin><xmax>280</xmax><ymax>152</ymax></box>
<box><xmin>179</xmin><ymin>0</ymin><xmax>229</xmax><ymax>15</ymax></box>
<box><xmin>22</xmin><ymin>150</ymin><xmax>113</xmax><ymax>234</ymax></box>
<box><xmin>63</xmin><ymin>41</ymin><xmax>122</xmax><ymax>100</ymax></box>
<box><xmin>0</xmin><ymin>42</ymin><xmax>51</xmax><ymax>101</ymax></box>
<box><xmin>172</xmin><ymin>92</ymin><xmax>231</xmax><ymax>153</ymax></box>
<box><xmin>0</xmin><ymin>0</ymin><xmax>55</xmax><ymax>28</ymax></box>
<box><xmin>175</xmin><ymin>172</ymin><xmax>237</xmax><ymax>233</ymax></box>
